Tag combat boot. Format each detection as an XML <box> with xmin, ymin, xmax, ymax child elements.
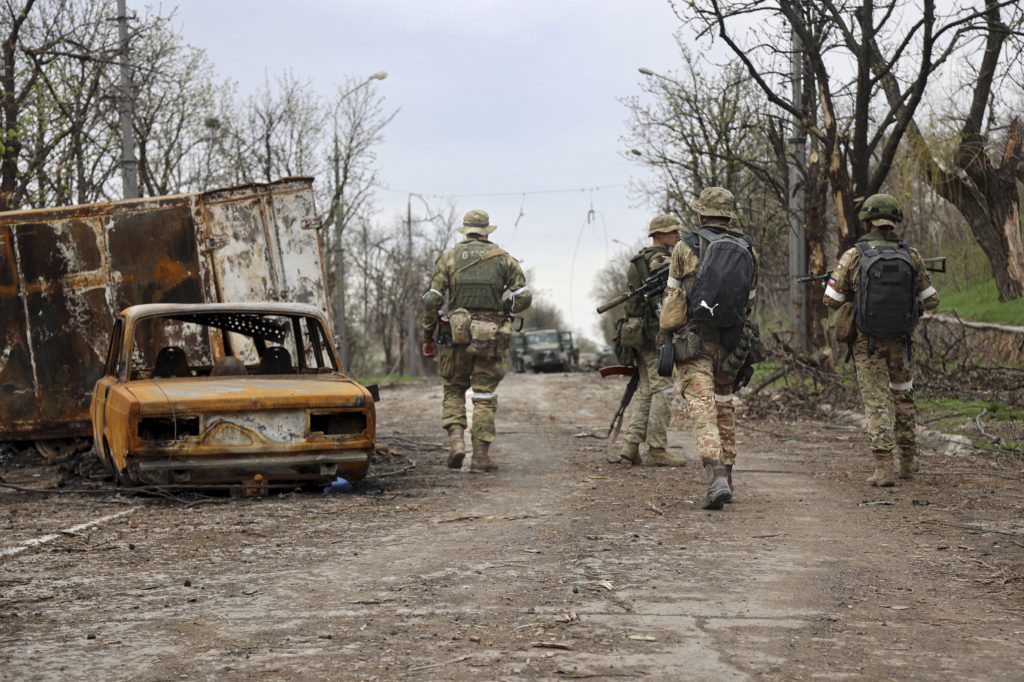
<box><xmin>644</xmin><ymin>447</ymin><xmax>684</xmax><ymax>467</ymax></box>
<box><xmin>446</xmin><ymin>425</ymin><xmax>466</xmax><ymax>469</ymax></box>
<box><xmin>702</xmin><ymin>461</ymin><xmax>732</xmax><ymax>510</ymax></box>
<box><xmin>724</xmin><ymin>464</ymin><xmax>734</xmax><ymax>503</ymax></box>
<box><xmin>607</xmin><ymin>440</ymin><xmax>641</xmax><ymax>465</ymax></box>
<box><xmin>898</xmin><ymin>451</ymin><xmax>919</xmax><ymax>480</ymax></box>
<box><xmin>470</xmin><ymin>438</ymin><xmax>498</xmax><ymax>473</ymax></box>
<box><xmin>867</xmin><ymin>453</ymin><xmax>895</xmax><ymax>487</ymax></box>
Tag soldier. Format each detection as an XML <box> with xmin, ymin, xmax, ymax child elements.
<box><xmin>421</xmin><ymin>209</ymin><xmax>532</xmax><ymax>473</ymax></box>
<box><xmin>660</xmin><ymin>187</ymin><xmax>758</xmax><ymax>510</ymax></box>
<box><xmin>823</xmin><ymin>194</ymin><xmax>939</xmax><ymax>486</ymax></box>
<box><xmin>607</xmin><ymin>214</ymin><xmax>685</xmax><ymax>467</ymax></box>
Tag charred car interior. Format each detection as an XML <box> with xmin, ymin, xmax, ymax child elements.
<box><xmin>91</xmin><ymin>302</ymin><xmax>376</xmax><ymax>490</ymax></box>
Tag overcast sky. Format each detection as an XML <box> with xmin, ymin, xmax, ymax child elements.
<box><xmin>170</xmin><ymin>0</ymin><xmax>690</xmax><ymax>343</ymax></box>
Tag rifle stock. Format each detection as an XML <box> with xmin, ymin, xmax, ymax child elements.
<box><xmin>606</xmin><ymin>370</ymin><xmax>641</xmax><ymax>440</ymax></box>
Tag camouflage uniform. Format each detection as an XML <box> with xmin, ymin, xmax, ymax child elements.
<box><xmin>620</xmin><ymin>218</ymin><xmax>678</xmax><ymax>463</ymax></box>
<box><xmin>422</xmin><ymin>209</ymin><xmax>531</xmax><ymax>471</ymax></box>
<box><xmin>824</xmin><ymin>207</ymin><xmax>939</xmax><ymax>485</ymax></box>
<box><xmin>661</xmin><ymin>187</ymin><xmax>758</xmax><ymax>509</ymax></box>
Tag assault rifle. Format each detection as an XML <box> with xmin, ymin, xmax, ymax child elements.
<box><xmin>596</xmin><ymin>266</ymin><xmax>668</xmax><ymax>314</ymax></box>
<box><xmin>599</xmin><ymin>365</ymin><xmax>639</xmax><ymax>441</ymax></box>
<box><xmin>797</xmin><ymin>256</ymin><xmax>946</xmax><ymax>285</ymax></box>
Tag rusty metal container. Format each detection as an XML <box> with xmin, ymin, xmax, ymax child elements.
<box><xmin>0</xmin><ymin>178</ymin><xmax>330</xmax><ymax>443</ymax></box>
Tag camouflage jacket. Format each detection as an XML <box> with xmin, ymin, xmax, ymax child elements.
<box><xmin>823</xmin><ymin>232</ymin><xmax>939</xmax><ymax>312</ymax></box>
<box><xmin>421</xmin><ymin>236</ymin><xmax>530</xmax><ymax>340</ymax></box>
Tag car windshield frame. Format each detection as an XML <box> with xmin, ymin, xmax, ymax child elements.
<box><xmin>116</xmin><ymin>309</ymin><xmax>340</xmax><ymax>381</ymax></box>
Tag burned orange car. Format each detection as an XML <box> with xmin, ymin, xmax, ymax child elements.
<box><xmin>90</xmin><ymin>302</ymin><xmax>377</xmax><ymax>488</ymax></box>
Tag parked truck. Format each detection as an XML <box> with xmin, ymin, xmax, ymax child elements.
<box><xmin>0</xmin><ymin>178</ymin><xmax>339</xmax><ymax>459</ymax></box>
<box><xmin>513</xmin><ymin>328</ymin><xmax>577</xmax><ymax>373</ymax></box>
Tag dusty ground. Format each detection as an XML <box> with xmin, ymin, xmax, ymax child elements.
<box><xmin>1</xmin><ymin>372</ymin><xmax>1023</xmax><ymax>681</ymax></box>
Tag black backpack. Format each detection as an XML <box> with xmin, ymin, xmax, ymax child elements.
<box><xmin>854</xmin><ymin>241</ymin><xmax>919</xmax><ymax>341</ymax></box>
<box><xmin>686</xmin><ymin>227</ymin><xmax>755</xmax><ymax>329</ymax></box>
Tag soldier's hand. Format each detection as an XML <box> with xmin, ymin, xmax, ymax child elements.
<box><xmin>422</xmin><ymin>341</ymin><xmax>437</xmax><ymax>358</ymax></box>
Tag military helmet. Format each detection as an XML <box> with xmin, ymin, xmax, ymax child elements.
<box><xmin>458</xmin><ymin>208</ymin><xmax>497</xmax><ymax>235</ymax></box>
<box><xmin>858</xmin><ymin>193</ymin><xmax>903</xmax><ymax>227</ymax></box>
<box><xmin>648</xmin><ymin>213</ymin><xmax>681</xmax><ymax>236</ymax></box>
<box><xmin>692</xmin><ymin>187</ymin><xmax>735</xmax><ymax>219</ymax></box>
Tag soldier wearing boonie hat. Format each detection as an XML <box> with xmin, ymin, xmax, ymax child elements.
<box><xmin>660</xmin><ymin>187</ymin><xmax>760</xmax><ymax>510</ymax></box>
<box><xmin>608</xmin><ymin>213</ymin><xmax>685</xmax><ymax>468</ymax></box>
<box><xmin>421</xmin><ymin>209</ymin><xmax>531</xmax><ymax>473</ymax></box>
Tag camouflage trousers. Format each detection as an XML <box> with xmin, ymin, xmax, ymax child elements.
<box><xmin>852</xmin><ymin>336</ymin><xmax>916</xmax><ymax>456</ymax></box>
<box><xmin>675</xmin><ymin>340</ymin><xmax>737</xmax><ymax>465</ymax></box>
<box><xmin>625</xmin><ymin>347</ymin><xmax>673</xmax><ymax>450</ymax></box>
<box><xmin>438</xmin><ymin>344</ymin><xmax>507</xmax><ymax>443</ymax></box>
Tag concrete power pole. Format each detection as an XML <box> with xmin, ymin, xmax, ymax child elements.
<box><xmin>405</xmin><ymin>196</ymin><xmax>419</xmax><ymax>377</ymax></box>
<box><xmin>788</xmin><ymin>25</ymin><xmax>808</xmax><ymax>351</ymax></box>
<box><xmin>117</xmin><ymin>0</ymin><xmax>139</xmax><ymax>199</ymax></box>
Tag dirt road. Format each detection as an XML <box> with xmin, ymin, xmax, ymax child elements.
<box><xmin>2</xmin><ymin>373</ymin><xmax>1022</xmax><ymax>680</ymax></box>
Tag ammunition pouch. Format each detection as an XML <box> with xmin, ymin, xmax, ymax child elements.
<box><xmin>659</xmin><ymin>286</ymin><xmax>688</xmax><ymax>332</ymax></box>
<box><xmin>465</xmin><ymin>316</ymin><xmax>512</xmax><ymax>358</ymax></box>
<box><xmin>449</xmin><ymin>308</ymin><xmax>472</xmax><ymax>345</ymax></box>
<box><xmin>618</xmin><ymin>316</ymin><xmax>647</xmax><ymax>351</ymax></box>
<box><xmin>835</xmin><ymin>301</ymin><xmax>857</xmax><ymax>344</ymax></box>
<box><xmin>672</xmin><ymin>326</ymin><xmax>704</xmax><ymax>365</ymax></box>
<box><xmin>613</xmin><ymin>317</ymin><xmax>637</xmax><ymax>367</ymax></box>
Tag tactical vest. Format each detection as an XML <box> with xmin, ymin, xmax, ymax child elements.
<box><xmin>449</xmin><ymin>240</ymin><xmax>507</xmax><ymax>312</ymax></box>
<box><xmin>854</xmin><ymin>240</ymin><xmax>918</xmax><ymax>342</ymax></box>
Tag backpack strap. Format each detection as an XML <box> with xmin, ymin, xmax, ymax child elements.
<box><xmin>630</xmin><ymin>252</ymin><xmax>651</xmax><ymax>281</ymax></box>
<box><xmin>683</xmin><ymin>231</ymin><xmax>701</xmax><ymax>257</ymax></box>
<box><xmin>454</xmin><ymin>247</ymin><xmax>508</xmax><ymax>276</ymax></box>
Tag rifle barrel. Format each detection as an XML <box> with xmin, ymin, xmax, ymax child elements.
<box><xmin>596</xmin><ymin>292</ymin><xmax>630</xmax><ymax>315</ymax></box>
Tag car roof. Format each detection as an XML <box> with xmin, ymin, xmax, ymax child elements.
<box><xmin>120</xmin><ymin>302</ymin><xmax>328</xmax><ymax>323</ymax></box>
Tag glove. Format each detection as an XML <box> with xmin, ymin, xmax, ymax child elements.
<box><xmin>422</xmin><ymin>341</ymin><xmax>437</xmax><ymax>358</ymax></box>
<box><xmin>733</xmin><ymin>364</ymin><xmax>754</xmax><ymax>391</ymax></box>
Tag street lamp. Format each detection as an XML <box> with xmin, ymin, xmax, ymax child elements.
<box><xmin>339</xmin><ymin>70</ymin><xmax>387</xmax><ymax>99</ymax></box>
<box><xmin>331</xmin><ymin>69</ymin><xmax>388</xmax><ymax>369</ymax></box>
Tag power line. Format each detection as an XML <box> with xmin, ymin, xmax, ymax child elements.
<box><xmin>378</xmin><ymin>184</ymin><xmax>626</xmax><ymax>200</ymax></box>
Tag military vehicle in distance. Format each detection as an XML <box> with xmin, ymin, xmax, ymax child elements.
<box><xmin>512</xmin><ymin>329</ymin><xmax>577</xmax><ymax>373</ymax></box>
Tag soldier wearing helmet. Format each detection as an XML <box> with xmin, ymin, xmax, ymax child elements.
<box><xmin>659</xmin><ymin>187</ymin><xmax>760</xmax><ymax>510</ymax></box>
<box><xmin>608</xmin><ymin>213</ymin><xmax>685</xmax><ymax>467</ymax></box>
<box><xmin>823</xmin><ymin>193</ymin><xmax>939</xmax><ymax>486</ymax></box>
<box><xmin>421</xmin><ymin>209</ymin><xmax>531</xmax><ymax>473</ymax></box>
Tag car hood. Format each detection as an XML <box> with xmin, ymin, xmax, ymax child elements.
<box><xmin>530</xmin><ymin>343</ymin><xmax>562</xmax><ymax>352</ymax></box>
<box><xmin>123</xmin><ymin>375</ymin><xmax>370</xmax><ymax>415</ymax></box>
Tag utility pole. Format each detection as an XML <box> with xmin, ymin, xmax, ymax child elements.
<box><xmin>788</xmin><ymin>24</ymin><xmax>808</xmax><ymax>351</ymax></box>
<box><xmin>117</xmin><ymin>0</ymin><xmax>139</xmax><ymax>199</ymax></box>
<box><xmin>405</xmin><ymin>195</ymin><xmax>418</xmax><ymax>377</ymax></box>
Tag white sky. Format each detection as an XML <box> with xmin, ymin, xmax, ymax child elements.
<box><xmin>169</xmin><ymin>0</ymin><xmax>689</xmax><ymax>343</ymax></box>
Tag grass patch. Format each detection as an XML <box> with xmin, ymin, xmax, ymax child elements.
<box><xmin>917</xmin><ymin>395</ymin><xmax>1024</xmax><ymax>454</ymax></box>
<box><xmin>937</xmin><ymin>280</ymin><xmax>1024</xmax><ymax>326</ymax></box>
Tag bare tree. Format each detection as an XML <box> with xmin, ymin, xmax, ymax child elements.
<box><xmin>674</xmin><ymin>0</ymin><xmax>1024</xmax><ymax>298</ymax></box>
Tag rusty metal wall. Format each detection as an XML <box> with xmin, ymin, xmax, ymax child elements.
<box><xmin>0</xmin><ymin>178</ymin><xmax>326</xmax><ymax>441</ymax></box>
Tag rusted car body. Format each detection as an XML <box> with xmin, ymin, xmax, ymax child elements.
<box><xmin>0</xmin><ymin>178</ymin><xmax>327</xmax><ymax>446</ymax></box>
<box><xmin>91</xmin><ymin>303</ymin><xmax>374</xmax><ymax>487</ymax></box>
